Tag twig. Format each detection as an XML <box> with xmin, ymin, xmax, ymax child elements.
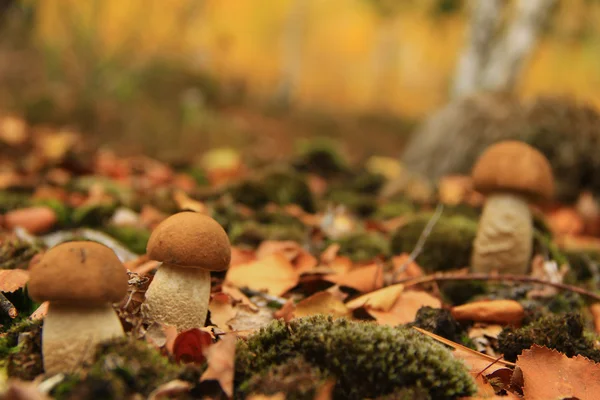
<box><xmin>392</xmin><ymin>204</ymin><xmax>444</xmax><ymax>282</ymax></box>
<box><xmin>399</xmin><ymin>272</ymin><xmax>600</xmax><ymax>302</ymax></box>
<box><xmin>0</xmin><ymin>292</ymin><xmax>17</xmax><ymax>318</ymax></box>
<box><xmin>239</xmin><ymin>287</ymin><xmax>288</xmax><ymax>306</ymax></box>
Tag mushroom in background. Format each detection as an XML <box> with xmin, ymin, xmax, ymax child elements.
<box><xmin>470</xmin><ymin>140</ymin><xmax>554</xmax><ymax>275</ymax></box>
<box><xmin>27</xmin><ymin>241</ymin><xmax>128</xmax><ymax>375</ymax></box>
<box><xmin>143</xmin><ymin>211</ymin><xmax>231</xmax><ymax>332</ymax></box>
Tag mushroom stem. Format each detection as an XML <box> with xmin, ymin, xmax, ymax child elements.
<box><xmin>42</xmin><ymin>303</ymin><xmax>124</xmax><ymax>375</ymax></box>
<box><xmin>143</xmin><ymin>263</ymin><xmax>211</xmax><ymax>332</ymax></box>
<box><xmin>471</xmin><ymin>193</ymin><xmax>533</xmax><ymax>274</ymax></box>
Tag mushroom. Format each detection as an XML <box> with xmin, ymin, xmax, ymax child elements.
<box><xmin>27</xmin><ymin>241</ymin><xmax>128</xmax><ymax>375</ymax></box>
<box><xmin>470</xmin><ymin>140</ymin><xmax>554</xmax><ymax>275</ymax></box>
<box><xmin>143</xmin><ymin>211</ymin><xmax>231</xmax><ymax>331</ymax></box>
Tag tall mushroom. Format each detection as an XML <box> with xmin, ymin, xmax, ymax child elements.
<box><xmin>470</xmin><ymin>140</ymin><xmax>554</xmax><ymax>274</ymax></box>
<box><xmin>27</xmin><ymin>241</ymin><xmax>128</xmax><ymax>375</ymax></box>
<box><xmin>143</xmin><ymin>211</ymin><xmax>231</xmax><ymax>332</ymax></box>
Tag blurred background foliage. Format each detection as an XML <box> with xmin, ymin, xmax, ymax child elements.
<box><xmin>1</xmin><ymin>0</ymin><xmax>600</xmax><ymax>161</ymax></box>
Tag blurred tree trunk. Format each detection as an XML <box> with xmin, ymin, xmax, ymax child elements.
<box><xmin>371</xmin><ymin>16</ymin><xmax>401</xmax><ymax>110</ymax></box>
<box><xmin>452</xmin><ymin>0</ymin><xmax>556</xmax><ymax>98</ymax></box>
<box><xmin>272</xmin><ymin>0</ymin><xmax>309</xmax><ymax>108</ymax></box>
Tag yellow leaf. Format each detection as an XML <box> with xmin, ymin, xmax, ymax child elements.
<box><xmin>225</xmin><ymin>253</ymin><xmax>299</xmax><ymax>296</ymax></box>
<box><xmin>294</xmin><ymin>291</ymin><xmax>351</xmax><ymax>319</ymax></box>
<box><xmin>345</xmin><ymin>284</ymin><xmax>404</xmax><ymax>311</ymax></box>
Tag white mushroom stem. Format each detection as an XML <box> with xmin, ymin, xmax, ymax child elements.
<box><xmin>42</xmin><ymin>303</ymin><xmax>124</xmax><ymax>375</ymax></box>
<box><xmin>471</xmin><ymin>192</ymin><xmax>533</xmax><ymax>274</ymax></box>
<box><xmin>143</xmin><ymin>263</ymin><xmax>211</xmax><ymax>332</ymax></box>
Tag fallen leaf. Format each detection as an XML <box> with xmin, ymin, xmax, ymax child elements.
<box><xmin>546</xmin><ymin>207</ymin><xmax>584</xmax><ymax>237</ymax></box>
<box><xmin>324</xmin><ymin>263</ymin><xmax>383</xmax><ymax>293</ymax></box>
<box><xmin>313</xmin><ymin>379</ymin><xmax>336</xmax><ymax>400</ymax></box>
<box><xmin>256</xmin><ymin>240</ymin><xmax>317</xmax><ymax>273</ymax></box>
<box><xmin>147</xmin><ymin>380</ymin><xmax>191</xmax><ymax>400</ymax></box>
<box><xmin>221</xmin><ymin>284</ymin><xmax>259</xmax><ymax>311</ymax></box>
<box><xmin>225</xmin><ymin>253</ymin><xmax>299</xmax><ymax>296</ymax></box>
<box><xmin>517</xmin><ymin>345</ymin><xmax>600</xmax><ymax>400</ymax></box>
<box><xmin>391</xmin><ymin>253</ymin><xmax>424</xmax><ymax>280</ymax></box>
<box><xmin>200</xmin><ymin>334</ymin><xmax>237</xmax><ymax>398</ymax></box>
<box><xmin>230</xmin><ymin>247</ymin><xmax>257</xmax><ymax>267</ymax></box>
<box><xmin>273</xmin><ymin>299</ymin><xmax>295</xmax><ymax>322</ymax></box>
<box><xmin>345</xmin><ymin>284</ymin><xmax>404</xmax><ymax>312</ymax></box>
<box><xmin>438</xmin><ymin>175</ymin><xmax>473</xmax><ymax>206</ymax></box>
<box><xmin>246</xmin><ymin>394</ymin><xmax>285</xmax><ymax>400</ymax></box>
<box><xmin>0</xmin><ymin>116</ymin><xmax>28</xmax><ymax>146</ymax></box>
<box><xmin>320</xmin><ymin>244</ymin><xmax>340</xmax><ymax>264</ymax></box>
<box><xmin>294</xmin><ymin>291</ymin><xmax>351</xmax><ymax>319</ymax></box>
<box><xmin>30</xmin><ymin>301</ymin><xmax>48</xmax><ymax>320</ymax></box>
<box><xmin>368</xmin><ymin>290</ymin><xmax>441</xmax><ymax>326</ymax></box>
<box><xmin>227</xmin><ymin>307</ymin><xmax>274</xmax><ymax>338</ymax></box>
<box><xmin>590</xmin><ymin>303</ymin><xmax>600</xmax><ymax>334</ymax></box>
<box><xmin>173</xmin><ymin>328</ymin><xmax>214</xmax><ymax>364</ymax></box>
<box><xmin>0</xmin><ymin>269</ymin><xmax>29</xmax><ymax>292</ymax></box>
<box><xmin>4</xmin><ymin>207</ymin><xmax>57</xmax><ymax>234</ymax></box>
<box><xmin>173</xmin><ymin>190</ymin><xmax>207</xmax><ymax>213</ymax></box>
<box><xmin>209</xmin><ymin>293</ymin><xmax>237</xmax><ymax>331</ymax></box>
<box><xmin>451</xmin><ymin>300</ymin><xmax>524</xmax><ymax>325</ymax></box>
<box><xmin>0</xmin><ymin>379</ymin><xmax>51</xmax><ymax>400</ymax></box>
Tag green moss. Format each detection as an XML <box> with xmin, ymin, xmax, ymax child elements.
<box><xmin>325</xmin><ymin>190</ymin><xmax>378</xmax><ymax>217</ymax></box>
<box><xmin>0</xmin><ymin>236</ymin><xmax>43</xmax><ymax>270</ymax></box>
<box><xmin>239</xmin><ymin>356</ymin><xmax>327</xmax><ymax>400</ymax></box>
<box><xmin>229</xmin><ymin>180</ymin><xmax>270</xmax><ymax>209</ymax></box>
<box><xmin>375</xmin><ymin>199</ymin><xmax>416</xmax><ymax>220</ymax></box>
<box><xmin>229</xmin><ymin>221</ymin><xmax>306</xmax><ymax>247</ymax></box>
<box><xmin>263</xmin><ymin>170</ymin><xmax>316</xmax><ymax>213</ymax></box>
<box><xmin>0</xmin><ymin>318</ymin><xmax>43</xmax><ymax>380</ymax></box>
<box><xmin>390</xmin><ymin>213</ymin><xmax>478</xmax><ymax>272</ymax></box>
<box><xmin>330</xmin><ymin>231</ymin><xmax>390</xmax><ymax>262</ymax></box>
<box><xmin>439</xmin><ymin>281</ymin><xmax>489</xmax><ymax>306</ymax></box>
<box><xmin>101</xmin><ymin>225</ymin><xmax>151</xmax><ymax>255</ymax></box>
<box><xmin>0</xmin><ymin>191</ymin><xmax>30</xmax><ymax>213</ymax></box>
<box><xmin>71</xmin><ymin>202</ymin><xmax>118</xmax><ymax>227</ymax></box>
<box><xmin>30</xmin><ymin>198</ymin><xmax>72</xmax><ymax>227</ymax></box>
<box><xmin>235</xmin><ymin>315</ymin><xmax>476</xmax><ymax>400</ymax></box>
<box><xmin>498</xmin><ymin>312</ymin><xmax>600</xmax><ymax>362</ymax></box>
<box><xmin>51</xmin><ymin>337</ymin><xmax>184</xmax><ymax>400</ymax></box>
<box><xmin>408</xmin><ymin>306</ymin><xmax>474</xmax><ymax>348</ymax></box>
<box><xmin>564</xmin><ymin>250</ymin><xmax>600</xmax><ymax>284</ymax></box>
<box><xmin>292</xmin><ymin>137</ymin><xmax>350</xmax><ymax>178</ymax></box>
<box><xmin>346</xmin><ymin>170</ymin><xmax>387</xmax><ymax>195</ymax></box>
<box><xmin>69</xmin><ymin>177</ymin><xmax>135</xmax><ymax>208</ymax></box>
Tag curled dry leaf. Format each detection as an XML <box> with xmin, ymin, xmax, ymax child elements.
<box><xmin>516</xmin><ymin>345</ymin><xmax>600</xmax><ymax>400</ymax></box>
<box><xmin>200</xmin><ymin>333</ymin><xmax>237</xmax><ymax>398</ymax></box>
<box><xmin>345</xmin><ymin>284</ymin><xmax>404</xmax><ymax>312</ymax></box>
<box><xmin>294</xmin><ymin>291</ymin><xmax>351</xmax><ymax>319</ymax></box>
<box><xmin>173</xmin><ymin>189</ymin><xmax>207</xmax><ymax>213</ymax></box>
<box><xmin>225</xmin><ymin>253</ymin><xmax>299</xmax><ymax>296</ymax></box>
<box><xmin>451</xmin><ymin>300</ymin><xmax>524</xmax><ymax>325</ymax></box>
<box><xmin>0</xmin><ymin>269</ymin><xmax>29</xmax><ymax>292</ymax></box>
<box><xmin>256</xmin><ymin>240</ymin><xmax>317</xmax><ymax>273</ymax></box>
<box><xmin>4</xmin><ymin>207</ymin><xmax>57</xmax><ymax>234</ymax></box>
<box><xmin>173</xmin><ymin>328</ymin><xmax>214</xmax><ymax>364</ymax></box>
<box><xmin>368</xmin><ymin>290</ymin><xmax>441</xmax><ymax>326</ymax></box>
<box><xmin>324</xmin><ymin>263</ymin><xmax>384</xmax><ymax>293</ymax></box>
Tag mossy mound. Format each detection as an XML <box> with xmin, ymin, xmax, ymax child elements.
<box><xmin>0</xmin><ymin>318</ymin><xmax>43</xmax><ymax>380</ymax></box>
<box><xmin>101</xmin><ymin>225</ymin><xmax>151</xmax><ymax>255</ymax></box>
<box><xmin>0</xmin><ymin>190</ymin><xmax>31</xmax><ymax>213</ymax></box>
<box><xmin>70</xmin><ymin>201</ymin><xmax>118</xmax><ymax>227</ymax></box>
<box><xmin>235</xmin><ymin>315</ymin><xmax>476</xmax><ymax>400</ymax></box>
<box><xmin>390</xmin><ymin>213</ymin><xmax>478</xmax><ymax>272</ymax></box>
<box><xmin>374</xmin><ymin>199</ymin><xmax>416</xmax><ymax>219</ymax></box>
<box><xmin>325</xmin><ymin>189</ymin><xmax>378</xmax><ymax>217</ymax></box>
<box><xmin>51</xmin><ymin>337</ymin><xmax>191</xmax><ymax>400</ymax></box>
<box><xmin>498</xmin><ymin>312</ymin><xmax>600</xmax><ymax>362</ymax></box>
<box><xmin>292</xmin><ymin>137</ymin><xmax>350</xmax><ymax>179</ymax></box>
<box><xmin>408</xmin><ymin>306</ymin><xmax>473</xmax><ymax>348</ymax></box>
<box><xmin>229</xmin><ymin>221</ymin><xmax>306</xmax><ymax>247</ymax></box>
<box><xmin>329</xmin><ymin>231</ymin><xmax>390</xmax><ymax>262</ymax></box>
<box><xmin>0</xmin><ymin>236</ymin><xmax>43</xmax><ymax>270</ymax></box>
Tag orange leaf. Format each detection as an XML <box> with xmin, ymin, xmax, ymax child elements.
<box><xmin>517</xmin><ymin>345</ymin><xmax>600</xmax><ymax>400</ymax></box>
<box><xmin>590</xmin><ymin>303</ymin><xmax>600</xmax><ymax>334</ymax></box>
<box><xmin>546</xmin><ymin>207</ymin><xmax>584</xmax><ymax>237</ymax></box>
<box><xmin>230</xmin><ymin>246</ymin><xmax>257</xmax><ymax>267</ymax></box>
<box><xmin>324</xmin><ymin>263</ymin><xmax>383</xmax><ymax>292</ymax></box>
<box><xmin>4</xmin><ymin>206</ymin><xmax>57</xmax><ymax>234</ymax></box>
<box><xmin>225</xmin><ymin>253</ymin><xmax>299</xmax><ymax>296</ymax></box>
<box><xmin>200</xmin><ymin>334</ymin><xmax>237</xmax><ymax>398</ymax></box>
<box><xmin>391</xmin><ymin>253</ymin><xmax>424</xmax><ymax>280</ymax></box>
<box><xmin>208</xmin><ymin>293</ymin><xmax>237</xmax><ymax>331</ymax></box>
<box><xmin>173</xmin><ymin>328</ymin><xmax>213</xmax><ymax>364</ymax></box>
<box><xmin>451</xmin><ymin>300</ymin><xmax>524</xmax><ymax>325</ymax></box>
<box><xmin>247</xmin><ymin>394</ymin><xmax>285</xmax><ymax>400</ymax></box>
<box><xmin>345</xmin><ymin>284</ymin><xmax>404</xmax><ymax>312</ymax></box>
<box><xmin>173</xmin><ymin>190</ymin><xmax>207</xmax><ymax>213</ymax></box>
<box><xmin>221</xmin><ymin>284</ymin><xmax>259</xmax><ymax>311</ymax></box>
<box><xmin>0</xmin><ymin>269</ymin><xmax>29</xmax><ymax>292</ymax></box>
<box><xmin>294</xmin><ymin>291</ymin><xmax>351</xmax><ymax>319</ymax></box>
<box><xmin>368</xmin><ymin>290</ymin><xmax>441</xmax><ymax>326</ymax></box>
<box><xmin>256</xmin><ymin>240</ymin><xmax>317</xmax><ymax>273</ymax></box>
<box><xmin>273</xmin><ymin>299</ymin><xmax>296</xmax><ymax>322</ymax></box>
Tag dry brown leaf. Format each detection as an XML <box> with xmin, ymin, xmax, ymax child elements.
<box><xmin>273</xmin><ymin>299</ymin><xmax>295</xmax><ymax>322</ymax></box>
<box><xmin>256</xmin><ymin>240</ymin><xmax>317</xmax><ymax>273</ymax></box>
<box><xmin>546</xmin><ymin>207</ymin><xmax>584</xmax><ymax>237</ymax></box>
<box><xmin>517</xmin><ymin>345</ymin><xmax>600</xmax><ymax>400</ymax></box>
<box><xmin>0</xmin><ymin>269</ymin><xmax>29</xmax><ymax>292</ymax></box>
<box><xmin>324</xmin><ymin>263</ymin><xmax>383</xmax><ymax>292</ymax></box>
<box><xmin>230</xmin><ymin>247</ymin><xmax>257</xmax><ymax>267</ymax></box>
<box><xmin>246</xmin><ymin>394</ymin><xmax>286</xmax><ymax>400</ymax></box>
<box><xmin>4</xmin><ymin>206</ymin><xmax>57</xmax><ymax>234</ymax></box>
<box><xmin>221</xmin><ymin>284</ymin><xmax>259</xmax><ymax>311</ymax></box>
<box><xmin>209</xmin><ymin>293</ymin><xmax>238</xmax><ymax>331</ymax></box>
<box><xmin>147</xmin><ymin>380</ymin><xmax>191</xmax><ymax>400</ymax></box>
<box><xmin>225</xmin><ymin>253</ymin><xmax>299</xmax><ymax>296</ymax></box>
<box><xmin>590</xmin><ymin>303</ymin><xmax>600</xmax><ymax>334</ymax></box>
<box><xmin>468</xmin><ymin>324</ymin><xmax>504</xmax><ymax>340</ymax></box>
<box><xmin>172</xmin><ymin>190</ymin><xmax>207</xmax><ymax>213</ymax></box>
<box><xmin>391</xmin><ymin>253</ymin><xmax>424</xmax><ymax>280</ymax></box>
<box><xmin>345</xmin><ymin>284</ymin><xmax>404</xmax><ymax>312</ymax></box>
<box><xmin>294</xmin><ymin>291</ymin><xmax>351</xmax><ymax>319</ymax></box>
<box><xmin>368</xmin><ymin>290</ymin><xmax>441</xmax><ymax>326</ymax></box>
<box><xmin>451</xmin><ymin>300</ymin><xmax>524</xmax><ymax>325</ymax></box>
<box><xmin>1</xmin><ymin>379</ymin><xmax>51</xmax><ymax>400</ymax></box>
<box><xmin>325</xmin><ymin>284</ymin><xmax>349</xmax><ymax>302</ymax></box>
<box><xmin>200</xmin><ymin>334</ymin><xmax>237</xmax><ymax>398</ymax></box>
<box><xmin>313</xmin><ymin>379</ymin><xmax>336</xmax><ymax>400</ymax></box>
<box><xmin>320</xmin><ymin>243</ymin><xmax>340</xmax><ymax>264</ymax></box>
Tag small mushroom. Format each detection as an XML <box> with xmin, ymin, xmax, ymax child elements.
<box><xmin>470</xmin><ymin>140</ymin><xmax>554</xmax><ymax>274</ymax></box>
<box><xmin>27</xmin><ymin>241</ymin><xmax>128</xmax><ymax>375</ymax></box>
<box><xmin>143</xmin><ymin>211</ymin><xmax>231</xmax><ymax>331</ymax></box>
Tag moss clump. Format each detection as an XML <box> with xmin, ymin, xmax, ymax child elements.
<box><xmin>346</xmin><ymin>170</ymin><xmax>387</xmax><ymax>195</ymax></box>
<box><xmin>292</xmin><ymin>137</ymin><xmax>350</xmax><ymax>178</ymax></box>
<box><xmin>325</xmin><ymin>190</ymin><xmax>378</xmax><ymax>217</ymax></box>
<box><xmin>70</xmin><ymin>202</ymin><xmax>118</xmax><ymax>227</ymax></box>
<box><xmin>564</xmin><ymin>250</ymin><xmax>600</xmax><ymax>284</ymax></box>
<box><xmin>330</xmin><ymin>231</ymin><xmax>390</xmax><ymax>262</ymax></box>
<box><xmin>235</xmin><ymin>315</ymin><xmax>476</xmax><ymax>400</ymax></box>
<box><xmin>262</xmin><ymin>171</ymin><xmax>316</xmax><ymax>213</ymax></box>
<box><xmin>390</xmin><ymin>213</ymin><xmax>477</xmax><ymax>272</ymax></box>
<box><xmin>101</xmin><ymin>225</ymin><xmax>151</xmax><ymax>255</ymax></box>
<box><xmin>0</xmin><ymin>236</ymin><xmax>43</xmax><ymax>270</ymax></box>
<box><xmin>408</xmin><ymin>306</ymin><xmax>473</xmax><ymax>348</ymax></box>
<box><xmin>51</xmin><ymin>337</ymin><xmax>184</xmax><ymax>400</ymax></box>
<box><xmin>239</xmin><ymin>356</ymin><xmax>328</xmax><ymax>400</ymax></box>
<box><xmin>498</xmin><ymin>312</ymin><xmax>600</xmax><ymax>362</ymax></box>
<box><xmin>229</xmin><ymin>180</ymin><xmax>271</xmax><ymax>210</ymax></box>
<box><xmin>31</xmin><ymin>198</ymin><xmax>72</xmax><ymax>228</ymax></box>
<box><xmin>0</xmin><ymin>190</ymin><xmax>30</xmax><ymax>213</ymax></box>
<box><xmin>375</xmin><ymin>199</ymin><xmax>416</xmax><ymax>220</ymax></box>
<box><xmin>0</xmin><ymin>318</ymin><xmax>43</xmax><ymax>380</ymax></box>
<box><xmin>229</xmin><ymin>221</ymin><xmax>306</xmax><ymax>247</ymax></box>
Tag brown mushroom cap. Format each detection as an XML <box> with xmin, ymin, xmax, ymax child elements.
<box><xmin>146</xmin><ymin>212</ymin><xmax>231</xmax><ymax>271</ymax></box>
<box><xmin>28</xmin><ymin>241</ymin><xmax>128</xmax><ymax>305</ymax></box>
<box><xmin>472</xmin><ymin>140</ymin><xmax>554</xmax><ymax>200</ymax></box>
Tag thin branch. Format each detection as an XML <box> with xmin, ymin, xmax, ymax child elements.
<box><xmin>392</xmin><ymin>204</ymin><xmax>444</xmax><ymax>282</ymax></box>
<box><xmin>0</xmin><ymin>292</ymin><xmax>17</xmax><ymax>318</ymax></box>
<box><xmin>399</xmin><ymin>272</ymin><xmax>600</xmax><ymax>303</ymax></box>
